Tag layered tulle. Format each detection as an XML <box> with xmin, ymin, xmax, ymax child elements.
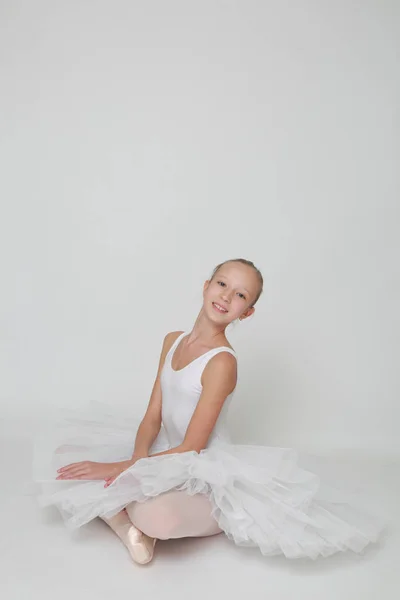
<box><xmin>33</xmin><ymin>406</ymin><xmax>385</xmax><ymax>560</ymax></box>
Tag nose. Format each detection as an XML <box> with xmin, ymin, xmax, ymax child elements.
<box><xmin>221</xmin><ymin>288</ymin><xmax>233</xmax><ymax>303</ymax></box>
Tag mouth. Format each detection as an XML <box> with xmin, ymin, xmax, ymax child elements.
<box><xmin>212</xmin><ymin>302</ymin><xmax>229</xmax><ymax>314</ymax></box>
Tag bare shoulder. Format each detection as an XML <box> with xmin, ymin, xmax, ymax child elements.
<box><xmin>202</xmin><ymin>350</ymin><xmax>237</xmax><ymax>390</ymax></box>
<box><xmin>163</xmin><ymin>330</ymin><xmax>185</xmax><ymax>353</ymax></box>
<box><xmin>207</xmin><ymin>350</ymin><xmax>237</xmax><ymax>371</ymax></box>
<box><xmin>155</xmin><ymin>331</ymin><xmax>185</xmax><ymax>373</ymax></box>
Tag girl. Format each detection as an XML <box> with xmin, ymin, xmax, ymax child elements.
<box><xmin>34</xmin><ymin>259</ymin><xmax>384</xmax><ymax>565</ymax></box>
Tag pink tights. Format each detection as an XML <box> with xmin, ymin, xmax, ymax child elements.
<box><xmin>102</xmin><ymin>490</ymin><xmax>222</xmax><ymax>559</ymax></box>
<box><xmin>126</xmin><ymin>490</ymin><xmax>222</xmax><ymax>539</ymax></box>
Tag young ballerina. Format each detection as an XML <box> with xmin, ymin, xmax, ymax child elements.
<box><xmin>34</xmin><ymin>258</ymin><xmax>384</xmax><ymax>565</ymax></box>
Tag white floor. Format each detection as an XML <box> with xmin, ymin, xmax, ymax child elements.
<box><xmin>1</xmin><ymin>424</ymin><xmax>399</xmax><ymax>600</ymax></box>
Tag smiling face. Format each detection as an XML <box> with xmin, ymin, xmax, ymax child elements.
<box><xmin>202</xmin><ymin>262</ymin><xmax>261</xmax><ymax>325</ymax></box>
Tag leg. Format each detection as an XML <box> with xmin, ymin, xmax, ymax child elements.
<box><xmin>101</xmin><ymin>509</ymin><xmax>133</xmax><ymax>546</ymax></box>
<box><xmin>126</xmin><ymin>490</ymin><xmax>222</xmax><ymax>540</ymax></box>
<box><xmin>101</xmin><ymin>509</ymin><xmax>156</xmax><ymax>565</ymax></box>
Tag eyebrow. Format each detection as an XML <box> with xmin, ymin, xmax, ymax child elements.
<box><xmin>217</xmin><ymin>275</ymin><xmax>251</xmax><ymax>296</ymax></box>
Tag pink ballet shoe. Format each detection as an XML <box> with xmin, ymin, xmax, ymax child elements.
<box><xmin>126</xmin><ymin>526</ymin><xmax>157</xmax><ymax>565</ymax></box>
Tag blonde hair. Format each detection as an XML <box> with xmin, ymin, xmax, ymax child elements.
<box><xmin>210</xmin><ymin>258</ymin><xmax>263</xmax><ymax>306</ymax></box>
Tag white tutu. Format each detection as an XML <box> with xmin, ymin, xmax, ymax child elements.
<box><xmin>33</xmin><ymin>404</ymin><xmax>386</xmax><ymax>560</ymax></box>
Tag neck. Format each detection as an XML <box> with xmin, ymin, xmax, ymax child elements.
<box><xmin>187</xmin><ymin>309</ymin><xmax>227</xmax><ymax>345</ymax></box>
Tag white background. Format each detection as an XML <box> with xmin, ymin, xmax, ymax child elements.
<box><xmin>1</xmin><ymin>0</ymin><xmax>399</xmax><ymax>456</ymax></box>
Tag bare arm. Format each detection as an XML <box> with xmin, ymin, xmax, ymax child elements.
<box><xmin>132</xmin><ymin>331</ymin><xmax>184</xmax><ymax>458</ymax></box>
<box><xmin>150</xmin><ymin>351</ymin><xmax>237</xmax><ymax>457</ymax></box>
<box><xmin>60</xmin><ymin>339</ymin><xmax>237</xmax><ymax>486</ymax></box>
<box><xmin>57</xmin><ymin>331</ymin><xmax>184</xmax><ymax>484</ymax></box>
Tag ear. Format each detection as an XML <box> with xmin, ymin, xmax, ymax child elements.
<box><xmin>239</xmin><ymin>306</ymin><xmax>255</xmax><ymax>321</ymax></box>
<box><xmin>203</xmin><ymin>280</ymin><xmax>210</xmax><ymax>293</ymax></box>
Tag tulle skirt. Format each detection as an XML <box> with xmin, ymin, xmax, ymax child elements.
<box><xmin>33</xmin><ymin>404</ymin><xmax>386</xmax><ymax>560</ymax></box>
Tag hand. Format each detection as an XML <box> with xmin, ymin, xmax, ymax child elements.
<box><xmin>104</xmin><ymin>453</ymin><xmax>146</xmax><ymax>488</ymax></box>
<box><xmin>56</xmin><ymin>460</ymin><xmax>132</xmax><ymax>482</ymax></box>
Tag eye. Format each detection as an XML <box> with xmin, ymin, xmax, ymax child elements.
<box><xmin>237</xmin><ymin>292</ymin><xmax>246</xmax><ymax>299</ymax></box>
<box><xmin>217</xmin><ymin>281</ymin><xmax>226</xmax><ymax>287</ymax></box>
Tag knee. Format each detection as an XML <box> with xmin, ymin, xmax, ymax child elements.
<box><xmin>126</xmin><ymin>499</ymin><xmax>181</xmax><ymax>540</ymax></box>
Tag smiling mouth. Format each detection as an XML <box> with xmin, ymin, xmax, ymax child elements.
<box><xmin>212</xmin><ymin>302</ymin><xmax>228</xmax><ymax>314</ymax></box>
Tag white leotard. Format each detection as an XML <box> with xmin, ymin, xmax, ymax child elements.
<box><xmin>160</xmin><ymin>332</ymin><xmax>236</xmax><ymax>448</ymax></box>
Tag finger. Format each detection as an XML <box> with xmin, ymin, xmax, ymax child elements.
<box><xmin>58</xmin><ymin>474</ymin><xmax>91</xmax><ymax>480</ymax></box>
<box><xmin>57</xmin><ymin>463</ymin><xmax>81</xmax><ymax>473</ymax></box>
<box><xmin>57</xmin><ymin>467</ymin><xmax>89</xmax><ymax>480</ymax></box>
<box><xmin>57</xmin><ymin>463</ymin><xmax>84</xmax><ymax>475</ymax></box>
<box><xmin>58</xmin><ymin>465</ymin><xmax>88</xmax><ymax>475</ymax></box>
<box><xmin>58</xmin><ymin>461</ymin><xmax>89</xmax><ymax>470</ymax></box>
<box><xmin>104</xmin><ymin>476</ymin><xmax>116</xmax><ymax>488</ymax></box>
<box><xmin>57</xmin><ymin>462</ymin><xmax>89</xmax><ymax>475</ymax></box>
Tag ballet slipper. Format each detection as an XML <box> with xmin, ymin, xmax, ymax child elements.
<box><xmin>126</xmin><ymin>526</ymin><xmax>157</xmax><ymax>565</ymax></box>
